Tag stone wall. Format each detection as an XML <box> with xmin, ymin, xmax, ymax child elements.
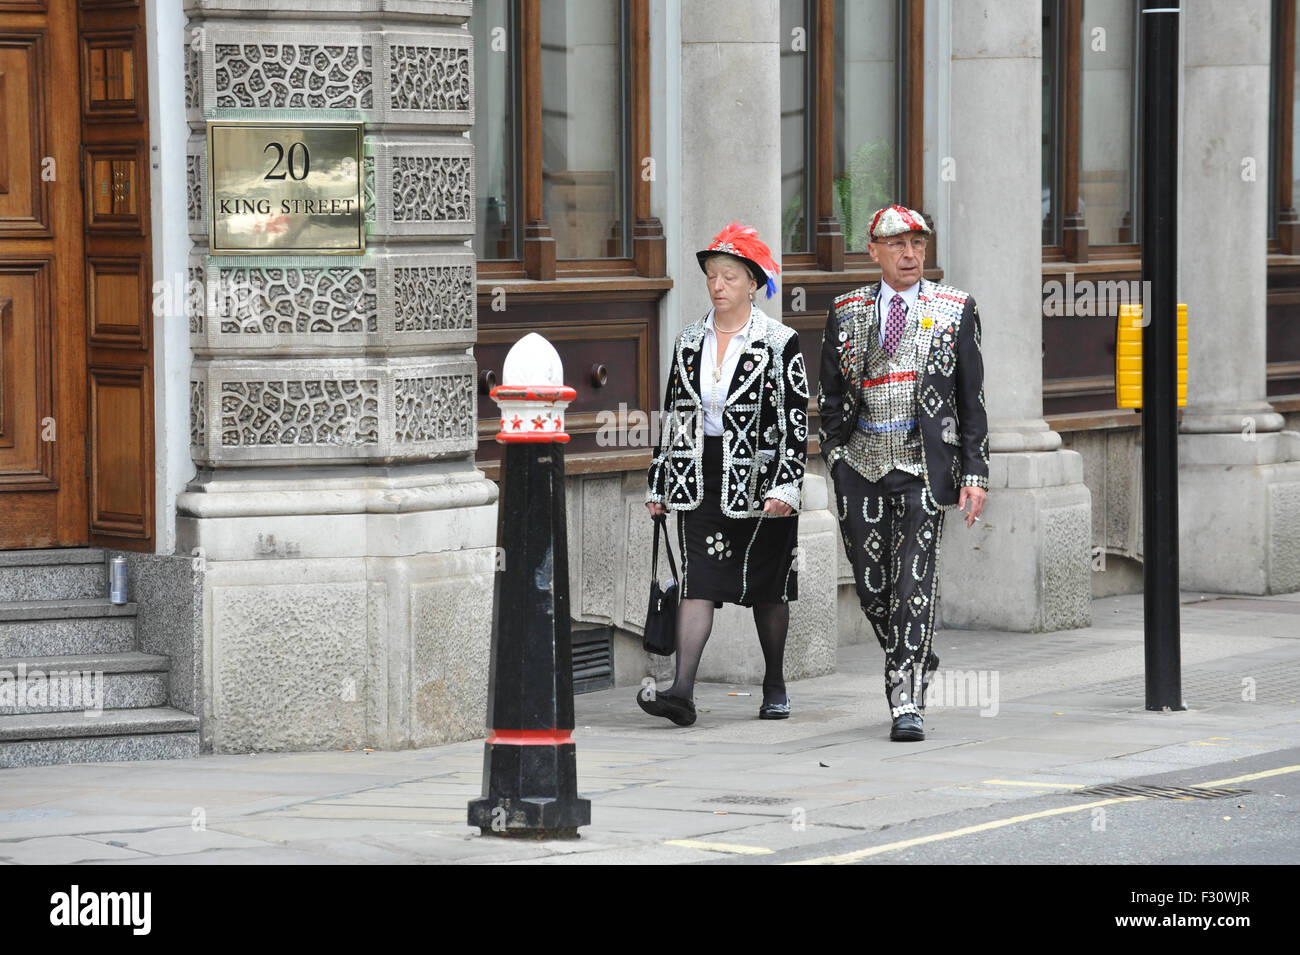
<box><xmin>566</xmin><ymin>470</ymin><xmax>838</xmax><ymax>689</ymax></box>
<box><xmin>178</xmin><ymin>0</ymin><xmax>497</xmax><ymax>753</ymax></box>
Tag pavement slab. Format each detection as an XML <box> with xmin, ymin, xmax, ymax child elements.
<box><xmin>0</xmin><ymin>591</ymin><xmax>1296</xmax><ymax>865</ymax></box>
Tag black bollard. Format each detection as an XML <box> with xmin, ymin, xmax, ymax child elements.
<box><xmin>468</xmin><ymin>333</ymin><xmax>591</xmax><ymax>838</ymax></box>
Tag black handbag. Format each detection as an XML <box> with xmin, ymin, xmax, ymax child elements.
<box><xmin>643</xmin><ymin>514</ymin><xmax>679</xmax><ymax>655</ymax></box>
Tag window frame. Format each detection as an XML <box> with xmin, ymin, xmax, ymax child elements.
<box><xmin>474</xmin><ymin>0</ymin><xmax>665</xmax><ymax>281</ymax></box>
<box><xmin>1271</xmin><ymin>0</ymin><xmax>1300</xmax><ymax>253</ymax></box>
<box><xmin>784</xmin><ymin>0</ymin><xmax>926</xmax><ymax>273</ymax></box>
<box><xmin>1044</xmin><ymin>0</ymin><xmax>1145</xmax><ymax>264</ymax></box>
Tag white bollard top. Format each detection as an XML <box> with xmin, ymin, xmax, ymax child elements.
<box><xmin>502</xmin><ymin>332</ymin><xmax>564</xmax><ymax>387</ymax></box>
<box><xmin>492</xmin><ymin>332</ymin><xmax>574</xmax><ymax>445</ymax></box>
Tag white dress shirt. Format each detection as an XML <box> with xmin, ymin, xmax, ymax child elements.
<box><xmin>700</xmin><ymin>305</ymin><xmax>756</xmax><ymax>437</ymax></box>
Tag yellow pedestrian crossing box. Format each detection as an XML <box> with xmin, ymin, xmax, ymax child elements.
<box><xmin>1115</xmin><ymin>303</ymin><xmax>1186</xmax><ymax>409</ymax></box>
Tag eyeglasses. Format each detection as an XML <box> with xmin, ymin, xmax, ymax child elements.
<box><xmin>875</xmin><ymin>236</ymin><xmax>928</xmax><ymax>254</ymax></box>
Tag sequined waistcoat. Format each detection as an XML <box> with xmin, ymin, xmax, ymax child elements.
<box><xmin>843</xmin><ymin>308</ymin><xmax>924</xmax><ymax>482</ymax></box>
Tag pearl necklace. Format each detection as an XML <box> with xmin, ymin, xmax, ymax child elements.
<box><xmin>709</xmin><ymin>311</ymin><xmax>751</xmax><ymax>415</ymax></box>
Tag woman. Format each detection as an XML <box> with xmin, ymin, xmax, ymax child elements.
<box><xmin>640</xmin><ymin>222</ymin><xmax>809</xmax><ymax>726</ymax></box>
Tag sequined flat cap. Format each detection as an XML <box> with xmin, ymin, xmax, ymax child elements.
<box><xmin>868</xmin><ymin>204</ymin><xmax>932</xmax><ymax>240</ymax></box>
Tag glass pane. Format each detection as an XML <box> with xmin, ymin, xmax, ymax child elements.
<box><xmin>780</xmin><ymin>0</ymin><xmax>808</xmax><ymax>253</ymax></box>
<box><xmin>541</xmin><ymin>0</ymin><xmax>625</xmax><ymax>259</ymax></box>
<box><xmin>1080</xmin><ymin>0</ymin><xmax>1139</xmax><ymax>245</ymax></box>
<box><xmin>834</xmin><ymin>0</ymin><xmax>897</xmax><ymax>252</ymax></box>
<box><xmin>469</xmin><ymin>0</ymin><xmax>516</xmax><ymax>259</ymax></box>
<box><xmin>1043</xmin><ymin>0</ymin><xmax>1061</xmax><ymax>245</ymax></box>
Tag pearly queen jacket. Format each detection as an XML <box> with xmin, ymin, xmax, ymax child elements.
<box><xmin>647</xmin><ymin>307</ymin><xmax>810</xmax><ymax>517</ymax></box>
<box><xmin>816</xmin><ymin>278</ymin><xmax>990</xmax><ymax>508</ymax></box>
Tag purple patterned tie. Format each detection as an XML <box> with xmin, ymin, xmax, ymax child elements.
<box><xmin>883</xmin><ymin>294</ymin><xmax>907</xmax><ymax>357</ymax></box>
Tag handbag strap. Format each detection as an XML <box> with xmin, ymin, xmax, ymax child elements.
<box><xmin>653</xmin><ymin>514</ymin><xmax>679</xmax><ymax>582</ymax></box>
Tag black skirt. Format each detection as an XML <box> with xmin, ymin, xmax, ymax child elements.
<box><xmin>676</xmin><ymin>436</ymin><xmax>799</xmax><ymax>607</ymax></box>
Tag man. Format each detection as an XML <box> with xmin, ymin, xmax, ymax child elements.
<box><xmin>817</xmin><ymin>204</ymin><xmax>988</xmax><ymax>742</ymax></box>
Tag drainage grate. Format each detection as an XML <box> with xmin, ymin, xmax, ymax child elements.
<box><xmin>1074</xmin><ymin>784</ymin><xmax>1250</xmax><ymax>800</ymax></box>
<box><xmin>572</xmin><ymin>627</ymin><xmax>614</xmax><ymax>695</ymax></box>
<box><xmin>702</xmin><ymin>795</ymin><xmax>792</xmax><ymax>806</ymax></box>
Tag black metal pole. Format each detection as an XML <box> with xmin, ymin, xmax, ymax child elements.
<box><xmin>1140</xmin><ymin>2</ymin><xmax>1184</xmax><ymax>711</ymax></box>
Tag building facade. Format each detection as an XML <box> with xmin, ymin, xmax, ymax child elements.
<box><xmin>0</xmin><ymin>0</ymin><xmax>1294</xmax><ymax>764</ymax></box>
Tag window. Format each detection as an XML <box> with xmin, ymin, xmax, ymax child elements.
<box><xmin>472</xmin><ymin>0</ymin><xmax>517</xmax><ymax>259</ymax></box>
<box><xmin>1042</xmin><ymin>0</ymin><xmax>1142</xmax><ymax>261</ymax></box>
<box><xmin>1269</xmin><ymin>0</ymin><xmax>1300</xmax><ymax>251</ymax></box>
<box><xmin>468</xmin><ymin>0</ymin><xmax>669</xmax><ymax>473</ymax></box>
<box><xmin>468</xmin><ymin>0</ymin><xmax>662</xmax><ymax>277</ymax></box>
<box><xmin>780</xmin><ymin>0</ymin><xmax>923</xmax><ymax>270</ymax></box>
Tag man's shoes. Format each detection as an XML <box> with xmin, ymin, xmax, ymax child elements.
<box><xmin>759</xmin><ymin>696</ymin><xmax>791</xmax><ymax>720</ymax></box>
<box><xmin>890</xmin><ymin>712</ymin><xmax>925</xmax><ymax>741</ymax></box>
<box><xmin>637</xmin><ymin>689</ymin><xmax>697</xmax><ymax>726</ymax></box>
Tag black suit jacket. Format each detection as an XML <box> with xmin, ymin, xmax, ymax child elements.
<box><xmin>816</xmin><ymin>278</ymin><xmax>989</xmax><ymax>507</ymax></box>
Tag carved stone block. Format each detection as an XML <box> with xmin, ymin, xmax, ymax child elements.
<box><xmin>191</xmin><ymin>356</ymin><xmax>477</xmax><ymax>464</ymax></box>
<box><xmin>190</xmin><ymin>250</ymin><xmax>476</xmax><ymax>352</ymax></box>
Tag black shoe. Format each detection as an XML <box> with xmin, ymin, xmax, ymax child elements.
<box><xmin>637</xmin><ymin>689</ymin><xmax>697</xmax><ymax>726</ymax></box>
<box><xmin>890</xmin><ymin>712</ymin><xmax>925</xmax><ymax>742</ymax></box>
<box><xmin>759</xmin><ymin>696</ymin><xmax>791</xmax><ymax>720</ymax></box>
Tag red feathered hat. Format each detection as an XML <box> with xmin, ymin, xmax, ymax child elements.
<box><xmin>696</xmin><ymin>222</ymin><xmax>780</xmax><ymax>299</ymax></box>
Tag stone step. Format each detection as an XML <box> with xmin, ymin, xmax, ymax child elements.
<box><xmin>0</xmin><ymin>599</ymin><xmax>137</xmax><ymax>657</ymax></box>
<box><xmin>0</xmin><ymin>549</ymin><xmax>107</xmax><ymax>602</ymax></box>
<box><xmin>0</xmin><ymin>707</ymin><xmax>200</xmax><ymax>768</ymax></box>
<box><xmin>0</xmin><ymin>652</ymin><xmax>170</xmax><ymax>715</ymax></box>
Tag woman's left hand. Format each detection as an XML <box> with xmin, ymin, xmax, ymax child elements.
<box><xmin>762</xmin><ymin>498</ymin><xmax>793</xmax><ymax>517</ymax></box>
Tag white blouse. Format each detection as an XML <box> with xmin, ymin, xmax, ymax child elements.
<box><xmin>700</xmin><ymin>305</ymin><xmax>757</xmax><ymax>437</ymax></box>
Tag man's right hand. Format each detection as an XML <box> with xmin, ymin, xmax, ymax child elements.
<box><xmin>646</xmin><ymin>502</ymin><xmax>667</xmax><ymax>516</ymax></box>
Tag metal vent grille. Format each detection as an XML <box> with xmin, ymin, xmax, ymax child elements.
<box><xmin>1074</xmin><ymin>784</ymin><xmax>1250</xmax><ymax>800</ymax></box>
<box><xmin>702</xmin><ymin>795</ymin><xmax>792</xmax><ymax>806</ymax></box>
<box><xmin>572</xmin><ymin>627</ymin><xmax>614</xmax><ymax>695</ymax></box>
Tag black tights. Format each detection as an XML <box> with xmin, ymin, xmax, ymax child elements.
<box><xmin>666</xmin><ymin>598</ymin><xmax>789</xmax><ymax>706</ymax></box>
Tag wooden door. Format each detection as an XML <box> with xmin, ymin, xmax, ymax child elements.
<box><xmin>79</xmin><ymin>0</ymin><xmax>153</xmax><ymax>548</ymax></box>
<box><xmin>0</xmin><ymin>0</ymin><xmax>88</xmax><ymax>549</ymax></box>
<box><xmin>0</xmin><ymin>0</ymin><xmax>153</xmax><ymax>551</ymax></box>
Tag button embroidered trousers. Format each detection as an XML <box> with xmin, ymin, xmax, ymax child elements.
<box><xmin>833</xmin><ymin>463</ymin><xmax>943</xmax><ymax>717</ymax></box>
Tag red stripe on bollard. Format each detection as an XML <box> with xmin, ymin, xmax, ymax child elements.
<box><xmin>487</xmin><ymin>729</ymin><xmax>575</xmax><ymax>745</ymax></box>
<box><xmin>496</xmin><ymin>432</ymin><xmax>572</xmax><ymax>445</ymax></box>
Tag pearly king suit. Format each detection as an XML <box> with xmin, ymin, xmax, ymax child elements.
<box><xmin>817</xmin><ymin>277</ymin><xmax>989</xmax><ymax>719</ymax></box>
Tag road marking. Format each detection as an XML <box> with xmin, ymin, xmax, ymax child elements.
<box><xmin>789</xmin><ymin>797</ymin><xmax>1142</xmax><ymax>864</ymax></box>
<box><xmin>1194</xmin><ymin>764</ymin><xmax>1300</xmax><ymax>789</ymax></box>
<box><xmin>792</xmin><ymin>764</ymin><xmax>1300</xmax><ymax>865</ymax></box>
<box><xmin>665</xmin><ymin>839</ymin><xmax>774</xmax><ymax>855</ymax></box>
<box><xmin>982</xmin><ymin>779</ymin><xmax>1085</xmax><ymax>789</ymax></box>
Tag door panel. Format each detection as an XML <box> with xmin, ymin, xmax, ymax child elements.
<box><xmin>88</xmin><ymin>364</ymin><xmax>148</xmax><ymax>537</ymax></box>
<box><xmin>0</xmin><ymin>0</ymin><xmax>87</xmax><ymax>549</ymax></box>
<box><xmin>0</xmin><ymin>34</ymin><xmax>49</xmax><ymax>233</ymax></box>
<box><xmin>0</xmin><ymin>261</ymin><xmax>53</xmax><ymax>479</ymax></box>
<box><xmin>79</xmin><ymin>0</ymin><xmax>152</xmax><ymax>548</ymax></box>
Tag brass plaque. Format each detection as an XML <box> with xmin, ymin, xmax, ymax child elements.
<box><xmin>207</xmin><ymin>123</ymin><xmax>364</xmax><ymax>254</ymax></box>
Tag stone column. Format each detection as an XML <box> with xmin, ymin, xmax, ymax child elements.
<box><xmin>177</xmin><ymin>0</ymin><xmax>498</xmax><ymax>751</ymax></box>
<box><xmin>678</xmin><ymin>0</ymin><xmax>782</xmax><ymax>322</ymax></box>
<box><xmin>938</xmin><ymin>0</ymin><xmax>1093</xmax><ymax>631</ymax></box>
<box><xmin>1178</xmin><ymin>0</ymin><xmax>1300</xmax><ymax>594</ymax></box>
